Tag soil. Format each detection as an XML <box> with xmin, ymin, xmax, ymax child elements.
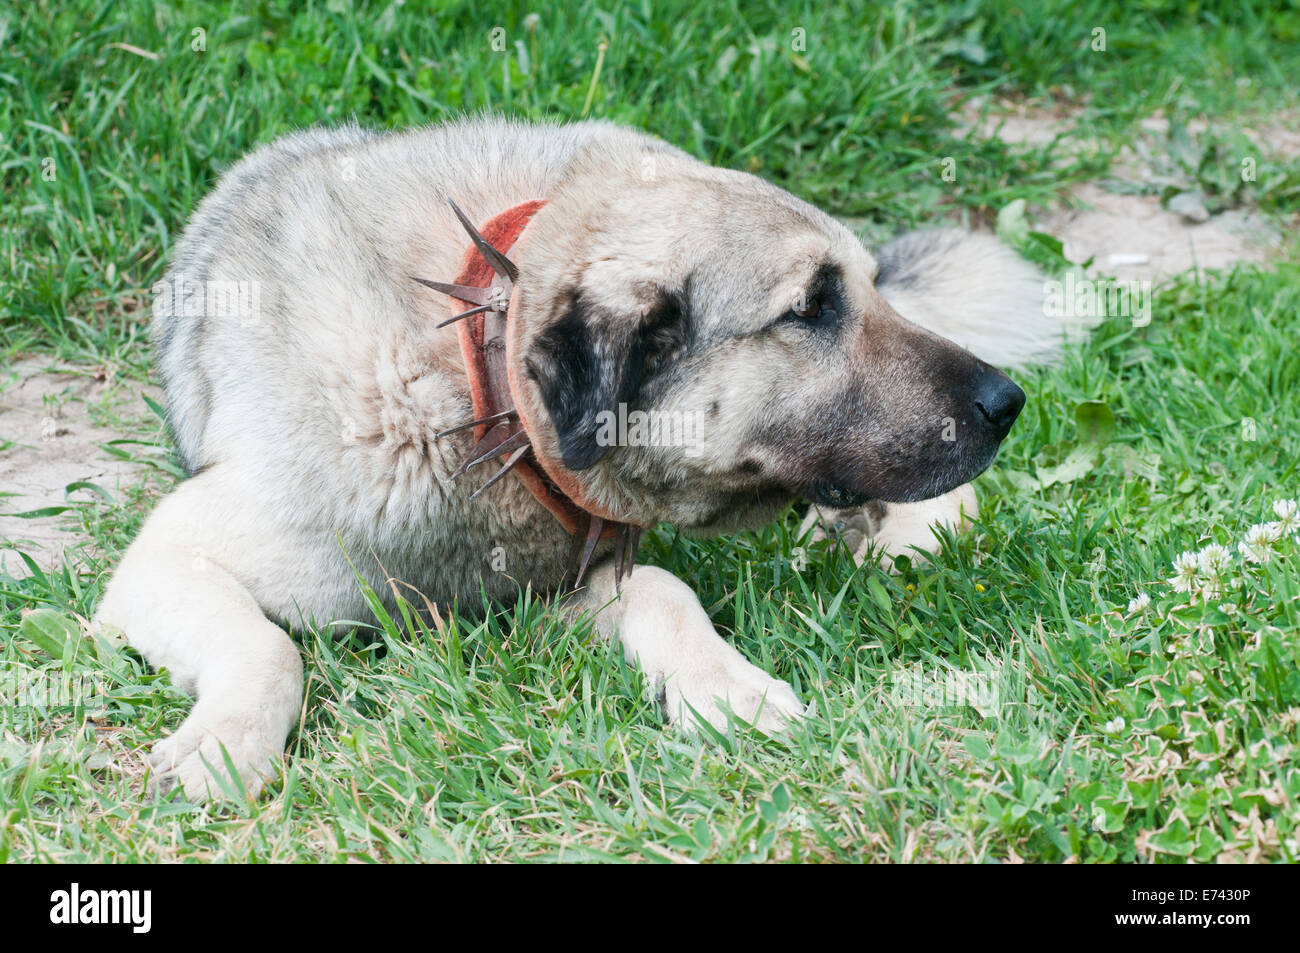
<box><xmin>0</xmin><ymin>358</ymin><xmax>161</xmax><ymax>578</ymax></box>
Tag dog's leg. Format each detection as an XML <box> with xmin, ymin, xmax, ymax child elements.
<box><xmin>802</xmin><ymin>483</ymin><xmax>977</xmax><ymax>571</ymax></box>
<box><xmin>571</xmin><ymin>562</ymin><xmax>806</xmax><ymax>735</ymax></box>
<box><xmin>94</xmin><ymin>473</ymin><xmax>303</xmax><ymax>801</ymax></box>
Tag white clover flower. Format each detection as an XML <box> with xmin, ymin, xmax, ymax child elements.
<box><xmin>1168</xmin><ymin>551</ymin><xmax>1199</xmax><ymax>592</ymax></box>
<box><xmin>1239</xmin><ymin>523</ymin><xmax>1279</xmax><ymax>564</ymax></box>
<box><xmin>1274</xmin><ymin>499</ymin><xmax>1299</xmax><ymax>534</ymax></box>
<box><xmin>1103</xmin><ymin>716</ymin><xmax>1126</xmax><ymax>735</ymax></box>
<box><xmin>1127</xmin><ymin>592</ymin><xmax>1151</xmax><ymax>614</ymax></box>
<box><xmin>1238</xmin><ymin>540</ymin><xmax>1267</xmax><ymax>564</ymax></box>
<box><xmin>1197</xmin><ymin>543</ymin><xmax>1233</xmax><ymax>578</ymax></box>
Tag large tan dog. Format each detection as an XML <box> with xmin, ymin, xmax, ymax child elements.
<box><xmin>96</xmin><ymin>118</ymin><xmax>1063</xmax><ymax>801</ymax></box>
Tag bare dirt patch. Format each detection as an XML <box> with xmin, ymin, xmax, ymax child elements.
<box><xmin>955</xmin><ymin>98</ymin><xmax>1296</xmax><ymax>282</ymax></box>
<box><xmin>1044</xmin><ymin>182</ymin><xmax>1280</xmax><ymax>282</ymax></box>
<box><xmin>0</xmin><ymin>359</ymin><xmax>161</xmax><ymax>578</ymax></box>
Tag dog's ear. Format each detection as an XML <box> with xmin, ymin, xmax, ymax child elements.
<box><xmin>526</xmin><ymin>288</ymin><xmax>687</xmax><ymax>470</ymax></box>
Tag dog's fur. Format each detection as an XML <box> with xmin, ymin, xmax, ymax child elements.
<box><xmin>96</xmin><ymin>118</ymin><xmax>1070</xmax><ymax>800</ymax></box>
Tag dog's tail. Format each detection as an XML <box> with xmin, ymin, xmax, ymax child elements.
<box><xmin>873</xmin><ymin>229</ymin><xmax>1091</xmax><ymax>369</ymax></box>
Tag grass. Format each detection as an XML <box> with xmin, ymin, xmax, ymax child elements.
<box><xmin>2</xmin><ymin>0</ymin><xmax>1299</xmax><ymax>862</ymax></box>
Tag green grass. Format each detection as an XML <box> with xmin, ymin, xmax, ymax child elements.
<box><xmin>2</xmin><ymin>0</ymin><xmax>1299</xmax><ymax>862</ymax></box>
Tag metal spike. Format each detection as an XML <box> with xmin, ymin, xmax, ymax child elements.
<box><xmin>624</xmin><ymin>526</ymin><xmax>641</xmax><ymax>577</ymax></box>
<box><xmin>448</xmin><ymin>199</ymin><xmax>519</xmax><ymax>282</ymax></box>
<box><xmin>435</xmin><ymin>303</ymin><xmax>494</xmax><ymax>329</ymax></box>
<box><xmin>566</xmin><ymin>514</ymin><xmax>589</xmax><ymax>587</ymax></box>
<box><xmin>436</xmin><ymin>409</ymin><xmax>518</xmax><ymax>439</ymax></box>
<box><xmin>469</xmin><ymin>445</ymin><xmax>530</xmax><ymax>500</ymax></box>
<box><xmin>613</xmin><ymin>524</ymin><xmax>626</xmax><ymax>588</ymax></box>
<box><xmin>573</xmin><ymin>514</ymin><xmax>604</xmax><ymax>589</ymax></box>
<box><xmin>410</xmin><ymin>276</ymin><xmax>495</xmax><ymax>307</ymax></box>
<box><xmin>456</xmin><ymin>428</ymin><xmax>532</xmax><ymax>475</ymax></box>
<box><xmin>449</xmin><ymin>422</ymin><xmax>511</xmax><ymax>479</ymax></box>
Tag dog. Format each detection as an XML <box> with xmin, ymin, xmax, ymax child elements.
<box><xmin>95</xmin><ymin>117</ymin><xmax>1070</xmax><ymax>801</ymax></box>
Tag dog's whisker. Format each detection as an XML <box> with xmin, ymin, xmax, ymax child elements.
<box><xmin>448</xmin><ymin>198</ymin><xmax>520</xmax><ymax>282</ymax></box>
<box><xmin>469</xmin><ymin>444</ymin><xmax>530</xmax><ymax>500</ymax></box>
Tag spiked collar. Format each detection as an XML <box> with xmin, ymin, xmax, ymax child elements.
<box><xmin>413</xmin><ymin>199</ymin><xmax>642</xmax><ymax>588</ymax></box>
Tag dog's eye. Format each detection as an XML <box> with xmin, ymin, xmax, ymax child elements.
<box><xmin>784</xmin><ymin>296</ymin><xmax>837</xmax><ymax>328</ymax></box>
<box><xmin>792</xmin><ymin>299</ymin><xmax>821</xmax><ymax>320</ymax></box>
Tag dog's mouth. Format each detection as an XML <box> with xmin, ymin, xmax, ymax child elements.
<box><xmin>810</xmin><ymin>478</ymin><xmax>873</xmax><ymax>509</ymax></box>
<box><xmin>797</xmin><ymin>435</ymin><xmax>1007</xmax><ymax>509</ymax></box>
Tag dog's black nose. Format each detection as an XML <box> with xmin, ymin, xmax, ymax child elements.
<box><xmin>972</xmin><ymin>371</ymin><xmax>1025</xmax><ymax>438</ymax></box>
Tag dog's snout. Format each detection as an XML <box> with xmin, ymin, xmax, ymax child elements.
<box><xmin>972</xmin><ymin>371</ymin><xmax>1025</xmax><ymax>437</ymax></box>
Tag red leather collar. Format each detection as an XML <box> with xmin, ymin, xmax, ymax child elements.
<box><xmin>430</xmin><ymin>200</ymin><xmax>642</xmax><ymax>586</ymax></box>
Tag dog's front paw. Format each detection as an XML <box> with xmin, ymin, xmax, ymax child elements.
<box><xmin>662</xmin><ymin>653</ymin><xmax>806</xmax><ymax>737</ymax></box>
<box><xmin>865</xmin><ymin>515</ymin><xmax>948</xmax><ymax>563</ymax></box>
<box><xmin>799</xmin><ymin>500</ymin><xmax>884</xmax><ymax>554</ymax></box>
<box><xmin>802</xmin><ymin>486</ymin><xmax>978</xmax><ymax>571</ymax></box>
<box><xmin>148</xmin><ymin>703</ymin><xmax>285</xmax><ymax>802</ymax></box>
<box><xmin>855</xmin><ymin>484</ymin><xmax>978</xmax><ymax>571</ymax></box>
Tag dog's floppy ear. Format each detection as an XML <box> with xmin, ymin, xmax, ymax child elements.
<box><xmin>526</xmin><ymin>288</ymin><xmax>687</xmax><ymax>470</ymax></box>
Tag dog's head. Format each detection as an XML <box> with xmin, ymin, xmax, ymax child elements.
<box><xmin>509</xmin><ymin>137</ymin><xmax>1024</xmax><ymax>533</ymax></box>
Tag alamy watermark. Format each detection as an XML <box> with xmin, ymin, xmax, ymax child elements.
<box><xmin>594</xmin><ymin>403</ymin><xmax>703</xmax><ymax>457</ymax></box>
<box><xmin>889</xmin><ymin>665</ymin><xmax>1000</xmax><ymax>714</ymax></box>
<box><xmin>49</xmin><ymin>883</ymin><xmax>151</xmax><ymax>933</ymax></box>
<box><xmin>1044</xmin><ymin>272</ymin><xmax>1151</xmax><ymax>327</ymax></box>
<box><xmin>0</xmin><ymin>665</ymin><xmax>111</xmax><ymax>719</ymax></box>
<box><xmin>886</xmin><ymin>654</ymin><xmax>1039</xmax><ymax>717</ymax></box>
<box><xmin>152</xmin><ymin>275</ymin><xmax>262</xmax><ymax>326</ymax></box>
